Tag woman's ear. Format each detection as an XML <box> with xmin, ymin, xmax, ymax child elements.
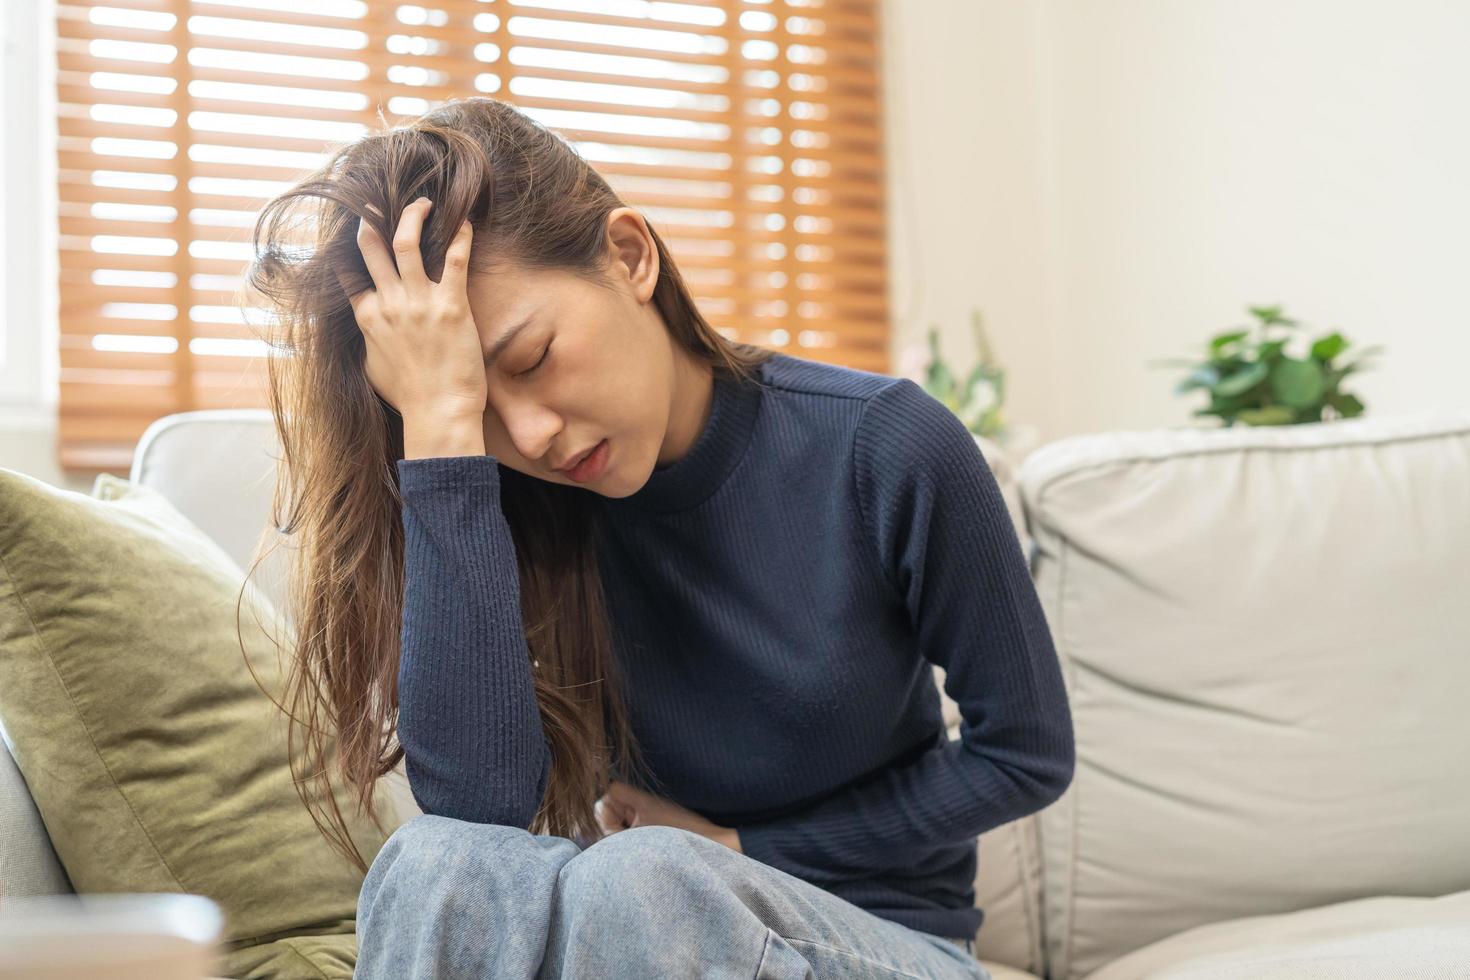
<box><xmin>603</xmin><ymin>207</ymin><xmax>659</xmax><ymax>304</ymax></box>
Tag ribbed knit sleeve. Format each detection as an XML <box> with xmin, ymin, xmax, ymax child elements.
<box><xmin>732</xmin><ymin>378</ymin><xmax>1075</xmax><ymax>877</ymax></box>
<box><xmin>394</xmin><ymin>454</ymin><xmax>551</xmax><ymax>828</ymax></box>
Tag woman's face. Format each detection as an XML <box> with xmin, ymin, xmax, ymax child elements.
<box><xmin>464</xmin><ymin>207</ymin><xmax>705</xmax><ymax>496</ymax></box>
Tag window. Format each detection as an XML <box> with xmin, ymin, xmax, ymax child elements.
<box><xmin>55</xmin><ymin>0</ymin><xmax>888</xmax><ymax>473</ymax></box>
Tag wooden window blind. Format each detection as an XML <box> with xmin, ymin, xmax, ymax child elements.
<box><xmin>55</xmin><ymin>0</ymin><xmax>889</xmax><ymax>473</ymax></box>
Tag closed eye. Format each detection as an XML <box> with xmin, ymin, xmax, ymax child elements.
<box><xmin>515</xmin><ymin>341</ymin><xmax>551</xmax><ymax>379</ymax></box>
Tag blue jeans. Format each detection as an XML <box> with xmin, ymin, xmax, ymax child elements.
<box><xmin>355</xmin><ymin>814</ymin><xmax>992</xmax><ymax>979</ymax></box>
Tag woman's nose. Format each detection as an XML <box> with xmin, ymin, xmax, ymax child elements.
<box><xmin>488</xmin><ymin>397</ymin><xmax>560</xmax><ymax>465</ymax></box>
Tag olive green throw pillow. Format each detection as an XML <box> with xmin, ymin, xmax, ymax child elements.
<box><xmin>0</xmin><ymin>468</ymin><xmax>390</xmax><ymax>979</ymax></box>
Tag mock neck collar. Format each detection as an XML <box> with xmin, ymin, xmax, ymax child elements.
<box><xmin>606</xmin><ymin>362</ymin><xmax>768</xmax><ymax>513</ymax></box>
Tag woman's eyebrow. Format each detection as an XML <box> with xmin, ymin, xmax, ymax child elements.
<box><xmin>483</xmin><ymin>315</ymin><xmax>535</xmax><ymax>366</ymax></box>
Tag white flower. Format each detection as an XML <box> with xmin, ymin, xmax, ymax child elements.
<box><xmin>969</xmin><ymin>379</ymin><xmax>998</xmax><ymax>414</ymax></box>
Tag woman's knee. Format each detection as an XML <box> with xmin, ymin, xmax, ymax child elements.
<box><xmin>360</xmin><ymin>814</ymin><xmax>577</xmax><ymax>913</ymax></box>
<box><xmin>376</xmin><ymin>813</ymin><xmax>531</xmax><ymax>868</ymax></box>
<box><xmin>570</xmin><ymin>824</ymin><xmax>702</xmax><ymax>868</ymax></box>
<box><xmin>556</xmin><ymin>825</ymin><xmax>710</xmax><ymax>910</ymax></box>
<box><xmin>355</xmin><ymin>817</ymin><xmax>588</xmax><ymax>977</ymax></box>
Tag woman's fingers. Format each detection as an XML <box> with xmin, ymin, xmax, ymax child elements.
<box><xmin>390</xmin><ymin>197</ymin><xmax>432</xmax><ymax>288</ymax></box>
<box><xmin>355</xmin><ymin>211</ymin><xmax>401</xmax><ymax>299</ymax></box>
<box><xmin>594</xmin><ymin>797</ymin><xmax>616</xmax><ymax>833</ymax></box>
<box><xmin>609</xmin><ymin>785</ymin><xmax>640</xmax><ymax>828</ymax></box>
<box><xmin>595</xmin><ymin>793</ymin><xmax>633</xmax><ymax>832</ymax></box>
<box><xmin>332</xmin><ymin>247</ymin><xmax>378</xmax><ymax>315</ymax></box>
<box><xmin>439</xmin><ymin>217</ymin><xmax>473</xmax><ymax>289</ymax></box>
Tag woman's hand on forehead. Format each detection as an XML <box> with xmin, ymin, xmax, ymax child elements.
<box><xmin>333</xmin><ymin>197</ymin><xmax>488</xmax><ymax>424</ymax></box>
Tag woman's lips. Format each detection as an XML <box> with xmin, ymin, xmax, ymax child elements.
<box><xmin>565</xmin><ymin>438</ymin><xmax>609</xmax><ymax>483</ymax></box>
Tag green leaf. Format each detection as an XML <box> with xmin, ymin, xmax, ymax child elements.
<box><xmin>1214</xmin><ymin>360</ymin><xmax>1269</xmax><ymax>397</ymax></box>
<box><xmin>1270</xmin><ymin>357</ymin><xmax>1326</xmax><ymax>408</ymax></box>
<box><xmin>1258</xmin><ymin>339</ymin><xmax>1288</xmax><ymax>360</ymax></box>
<box><xmin>1328</xmin><ymin>391</ymin><xmax>1366</xmax><ymax>418</ymax></box>
<box><xmin>1236</xmin><ymin>405</ymin><xmax>1297</xmax><ymax>426</ymax></box>
<box><xmin>1210</xmin><ymin>330</ymin><xmax>1251</xmax><ymax>354</ymax></box>
<box><xmin>1175</xmin><ymin>365</ymin><xmax>1220</xmax><ymax>394</ymax></box>
<box><xmin>1334</xmin><ymin>357</ymin><xmax>1375</xmax><ymax>379</ymax></box>
<box><xmin>925</xmin><ymin>328</ymin><xmax>956</xmax><ymax>401</ymax></box>
<box><xmin>1248</xmin><ymin>304</ymin><xmax>1298</xmax><ymax>327</ymax></box>
<box><xmin>1310</xmin><ymin>332</ymin><xmax>1348</xmax><ymax>361</ymax></box>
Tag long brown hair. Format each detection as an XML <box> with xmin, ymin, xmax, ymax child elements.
<box><xmin>240</xmin><ymin>96</ymin><xmax>777</xmax><ymax>872</ymax></box>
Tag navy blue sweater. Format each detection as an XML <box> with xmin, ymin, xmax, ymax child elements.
<box><xmin>393</xmin><ymin>351</ymin><xmax>1075</xmax><ymax>941</ymax></box>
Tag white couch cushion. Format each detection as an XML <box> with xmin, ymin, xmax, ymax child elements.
<box><xmin>1017</xmin><ymin>412</ymin><xmax>1470</xmax><ymax>980</ymax></box>
<box><xmin>1084</xmin><ymin>887</ymin><xmax>1470</xmax><ymax>980</ymax></box>
<box><xmin>129</xmin><ymin>409</ymin><xmax>293</xmax><ymax>617</ymax></box>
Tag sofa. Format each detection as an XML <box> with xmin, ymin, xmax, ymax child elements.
<box><xmin>4</xmin><ymin>405</ymin><xmax>1469</xmax><ymax>979</ymax></box>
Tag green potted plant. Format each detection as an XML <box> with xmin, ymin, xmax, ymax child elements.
<box><xmin>913</xmin><ymin>309</ymin><xmax>1006</xmax><ymax>437</ymax></box>
<box><xmin>1150</xmin><ymin>304</ymin><xmax>1381</xmax><ymax>426</ymax></box>
<box><xmin>900</xmin><ymin>308</ymin><xmax>1037</xmax><ymax>457</ymax></box>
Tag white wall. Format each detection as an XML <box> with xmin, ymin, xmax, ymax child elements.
<box><xmin>883</xmin><ymin>0</ymin><xmax>1470</xmax><ymax>449</ymax></box>
<box><xmin>880</xmin><ymin>0</ymin><xmax>1061</xmax><ymax>449</ymax></box>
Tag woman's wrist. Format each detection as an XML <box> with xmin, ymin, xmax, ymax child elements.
<box><xmin>714</xmin><ymin>826</ymin><xmax>743</xmax><ymax>854</ymax></box>
<box><xmin>402</xmin><ymin>412</ymin><xmax>486</xmax><ymax>459</ymax></box>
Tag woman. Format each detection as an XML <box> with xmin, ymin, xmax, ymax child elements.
<box><xmin>245</xmin><ymin>96</ymin><xmax>1072</xmax><ymax>979</ymax></box>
